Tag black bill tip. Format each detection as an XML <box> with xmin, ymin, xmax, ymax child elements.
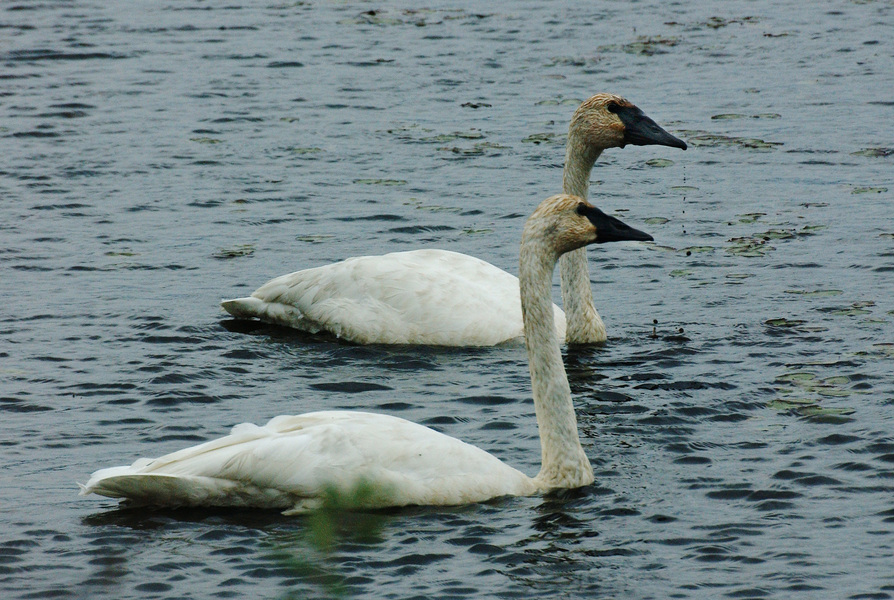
<box><xmin>577</xmin><ymin>204</ymin><xmax>654</xmax><ymax>244</ymax></box>
<box><xmin>613</xmin><ymin>104</ymin><xmax>687</xmax><ymax>150</ymax></box>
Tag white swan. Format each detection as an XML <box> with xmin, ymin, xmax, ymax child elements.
<box><xmin>221</xmin><ymin>93</ymin><xmax>685</xmax><ymax>346</ymax></box>
<box><xmin>79</xmin><ymin>194</ymin><xmax>653</xmax><ymax>513</ymax></box>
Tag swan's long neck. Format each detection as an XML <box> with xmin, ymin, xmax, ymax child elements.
<box><xmin>559</xmin><ymin>133</ymin><xmax>606</xmax><ymax>343</ymax></box>
<box><xmin>519</xmin><ymin>236</ymin><xmax>594</xmax><ymax>489</ymax></box>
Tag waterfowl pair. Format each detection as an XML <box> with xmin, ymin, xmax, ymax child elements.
<box><xmin>221</xmin><ymin>94</ymin><xmax>685</xmax><ymax>345</ymax></box>
<box><xmin>80</xmin><ymin>194</ymin><xmax>653</xmax><ymax>512</ymax></box>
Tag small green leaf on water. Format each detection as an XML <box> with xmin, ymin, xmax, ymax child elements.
<box><xmin>463</xmin><ymin>227</ymin><xmax>493</xmax><ymax>235</ymax></box>
<box><xmin>644</xmin><ymin>217</ymin><xmax>669</xmax><ymax>225</ymax></box>
<box><xmin>799</xmin><ymin>224</ymin><xmax>827</xmax><ymax>233</ymax></box>
<box><xmin>784</xmin><ymin>289</ymin><xmax>843</xmax><ymax>297</ymax></box>
<box><xmin>682</xmin><ymin>246</ymin><xmax>715</xmax><ymax>253</ymax></box>
<box><xmin>831</xmin><ymin>307</ymin><xmax>872</xmax><ymax>316</ymax></box>
<box><xmin>213</xmin><ymin>244</ymin><xmax>254</xmax><ymax>259</ymax></box>
<box><xmin>711</xmin><ymin>113</ymin><xmax>747</xmax><ymax>120</ymax></box>
<box><xmin>297</xmin><ymin>234</ymin><xmax>334</xmax><ymax>243</ymax></box>
<box><xmin>105</xmin><ymin>251</ymin><xmax>138</xmax><ymax>257</ymax></box>
<box><xmin>669</xmin><ymin>269</ymin><xmax>693</xmax><ymax>278</ymax></box>
<box><xmin>190</xmin><ymin>137</ymin><xmax>223</xmax><ymax>144</ymax></box>
<box><xmin>280</xmin><ymin>116</ymin><xmax>300</xmax><ymax>123</ymax></box>
<box><xmin>535</xmin><ymin>98</ymin><xmax>583</xmax><ymax>106</ymax></box>
<box><xmin>759</xmin><ymin>229</ymin><xmax>796</xmax><ymax>240</ymax></box>
<box><xmin>289</xmin><ymin>147</ymin><xmax>323</xmax><ymax>154</ymax></box>
<box><xmin>725</xmin><ymin>273</ymin><xmax>753</xmax><ymax>279</ymax></box>
<box><xmin>851</xmin><ymin>186</ymin><xmax>887</xmax><ymax>194</ymax></box>
<box><xmin>753</xmin><ymin>113</ymin><xmax>782</xmax><ymax>119</ymax></box>
<box><xmin>765</xmin><ymin>317</ymin><xmax>807</xmax><ymax>327</ymax></box>
<box><xmin>645</xmin><ymin>158</ymin><xmax>674</xmax><ymax>167</ymax></box>
<box><xmin>354</xmin><ymin>178</ymin><xmax>407</xmax><ymax>186</ymax></box>
<box><xmin>727</xmin><ymin>237</ymin><xmax>774</xmax><ymax>257</ymax></box>
<box><xmin>775</xmin><ymin>372</ymin><xmax>816</xmax><ymax>383</ymax></box>
<box><xmin>522</xmin><ymin>132</ymin><xmax>565</xmax><ymax>145</ymax></box>
<box><xmin>737</xmin><ymin>213</ymin><xmax>765</xmax><ymax>223</ymax></box>
<box><xmin>851</xmin><ymin>147</ymin><xmax>893</xmax><ymax>158</ymax></box>
<box><xmin>671</xmin><ymin>185</ymin><xmax>699</xmax><ymax>192</ymax></box>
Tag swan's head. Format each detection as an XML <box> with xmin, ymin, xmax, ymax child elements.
<box><xmin>526</xmin><ymin>194</ymin><xmax>653</xmax><ymax>255</ymax></box>
<box><xmin>570</xmin><ymin>93</ymin><xmax>687</xmax><ymax>151</ymax></box>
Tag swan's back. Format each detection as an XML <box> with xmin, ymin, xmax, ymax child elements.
<box><xmin>80</xmin><ymin>411</ymin><xmax>537</xmax><ymax>512</ymax></box>
<box><xmin>222</xmin><ymin>249</ymin><xmax>566</xmax><ymax>346</ymax></box>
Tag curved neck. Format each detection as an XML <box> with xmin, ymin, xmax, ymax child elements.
<box><xmin>519</xmin><ymin>237</ymin><xmax>594</xmax><ymax>489</ymax></box>
<box><xmin>559</xmin><ymin>133</ymin><xmax>605</xmax><ymax>343</ymax></box>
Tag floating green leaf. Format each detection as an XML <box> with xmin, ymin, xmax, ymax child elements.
<box><xmin>851</xmin><ymin>186</ymin><xmax>887</xmax><ymax>194</ymax></box>
<box><xmin>354</xmin><ymin>178</ymin><xmax>407</xmax><ymax>186</ymax></box>
<box><xmin>297</xmin><ymin>234</ymin><xmax>334</xmax><ymax>243</ymax></box>
<box><xmin>784</xmin><ymin>289</ymin><xmax>843</xmax><ymax>297</ymax></box>
<box><xmin>736</xmin><ymin>213</ymin><xmax>765</xmax><ymax>223</ymax></box>
<box><xmin>851</xmin><ymin>147</ymin><xmax>893</xmax><ymax>158</ymax></box>
<box><xmin>522</xmin><ymin>132</ymin><xmax>565</xmax><ymax>145</ymax></box>
<box><xmin>645</xmin><ymin>158</ymin><xmax>675</xmax><ymax>167</ymax></box>
<box><xmin>644</xmin><ymin>217</ymin><xmax>669</xmax><ymax>225</ymax></box>
<box><xmin>213</xmin><ymin>244</ymin><xmax>254</xmax><ymax>259</ymax></box>
<box><xmin>765</xmin><ymin>317</ymin><xmax>807</xmax><ymax>328</ymax></box>
<box><xmin>669</xmin><ymin>269</ymin><xmax>693</xmax><ymax>278</ymax></box>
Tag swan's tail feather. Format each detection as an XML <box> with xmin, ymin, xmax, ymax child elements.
<box><xmin>221</xmin><ymin>297</ymin><xmax>315</xmax><ymax>331</ymax></box>
<box><xmin>80</xmin><ymin>472</ymin><xmax>294</xmax><ymax>510</ymax></box>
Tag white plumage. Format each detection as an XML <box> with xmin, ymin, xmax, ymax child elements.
<box><xmin>80</xmin><ymin>194</ymin><xmax>653</xmax><ymax>513</ymax></box>
<box><xmin>222</xmin><ymin>249</ymin><xmax>566</xmax><ymax>346</ymax></box>
<box><xmin>221</xmin><ymin>93</ymin><xmax>685</xmax><ymax>346</ymax></box>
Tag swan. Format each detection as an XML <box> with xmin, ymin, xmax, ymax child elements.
<box><xmin>79</xmin><ymin>193</ymin><xmax>653</xmax><ymax>513</ymax></box>
<box><xmin>220</xmin><ymin>93</ymin><xmax>685</xmax><ymax>346</ymax></box>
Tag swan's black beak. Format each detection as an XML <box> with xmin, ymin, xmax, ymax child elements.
<box><xmin>614</xmin><ymin>104</ymin><xmax>687</xmax><ymax>150</ymax></box>
<box><xmin>580</xmin><ymin>204</ymin><xmax>653</xmax><ymax>244</ymax></box>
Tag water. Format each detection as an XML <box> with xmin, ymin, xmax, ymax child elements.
<box><xmin>1</xmin><ymin>1</ymin><xmax>893</xmax><ymax>598</ymax></box>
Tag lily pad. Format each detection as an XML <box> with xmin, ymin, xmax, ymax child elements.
<box><xmin>535</xmin><ymin>98</ymin><xmax>583</xmax><ymax>106</ymax></box>
<box><xmin>784</xmin><ymin>289</ymin><xmax>843</xmax><ymax>297</ymax></box>
<box><xmin>354</xmin><ymin>179</ymin><xmax>407</xmax><ymax>186</ymax></box>
<box><xmin>297</xmin><ymin>234</ymin><xmax>334</xmax><ymax>243</ymax></box>
<box><xmin>765</xmin><ymin>317</ymin><xmax>807</xmax><ymax>328</ymax></box>
<box><xmin>682</xmin><ymin>246</ymin><xmax>715</xmax><ymax>254</ymax></box>
<box><xmin>644</xmin><ymin>217</ymin><xmax>670</xmax><ymax>225</ymax></box>
<box><xmin>851</xmin><ymin>147</ymin><xmax>893</xmax><ymax>158</ymax></box>
<box><xmin>736</xmin><ymin>213</ymin><xmax>765</xmax><ymax>224</ymax></box>
<box><xmin>288</xmin><ymin>147</ymin><xmax>323</xmax><ymax>155</ymax></box>
<box><xmin>679</xmin><ymin>130</ymin><xmax>783</xmax><ymax>151</ymax></box>
<box><xmin>190</xmin><ymin>137</ymin><xmax>223</xmax><ymax>144</ymax></box>
<box><xmin>463</xmin><ymin>227</ymin><xmax>493</xmax><ymax>236</ymax></box>
<box><xmin>670</xmin><ymin>185</ymin><xmax>699</xmax><ymax>192</ymax></box>
<box><xmin>522</xmin><ymin>132</ymin><xmax>565</xmax><ymax>145</ymax></box>
<box><xmin>213</xmin><ymin>244</ymin><xmax>254</xmax><ymax>259</ymax></box>
<box><xmin>727</xmin><ymin>237</ymin><xmax>774</xmax><ymax>257</ymax></box>
<box><xmin>669</xmin><ymin>269</ymin><xmax>693</xmax><ymax>278</ymax></box>
<box><xmin>851</xmin><ymin>186</ymin><xmax>887</xmax><ymax>194</ymax></box>
<box><xmin>645</xmin><ymin>158</ymin><xmax>675</xmax><ymax>167</ymax></box>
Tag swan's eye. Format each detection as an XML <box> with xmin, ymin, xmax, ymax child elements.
<box><xmin>576</xmin><ymin>203</ymin><xmax>587</xmax><ymax>215</ymax></box>
<box><xmin>606</xmin><ymin>102</ymin><xmax>620</xmax><ymax>113</ymax></box>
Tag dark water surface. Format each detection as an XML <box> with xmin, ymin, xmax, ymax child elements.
<box><xmin>2</xmin><ymin>1</ymin><xmax>893</xmax><ymax>598</ymax></box>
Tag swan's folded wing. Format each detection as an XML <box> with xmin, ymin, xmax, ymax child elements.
<box><xmin>223</xmin><ymin>249</ymin><xmax>564</xmax><ymax>345</ymax></box>
<box><xmin>80</xmin><ymin>411</ymin><xmax>536</xmax><ymax>510</ymax></box>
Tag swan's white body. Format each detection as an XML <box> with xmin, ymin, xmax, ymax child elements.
<box><xmin>80</xmin><ymin>194</ymin><xmax>652</xmax><ymax>512</ymax></box>
<box><xmin>222</xmin><ymin>249</ymin><xmax>565</xmax><ymax>346</ymax></box>
<box><xmin>220</xmin><ymin>93</ymin><xmax>685</xmax><ymax>346</ymax></box>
